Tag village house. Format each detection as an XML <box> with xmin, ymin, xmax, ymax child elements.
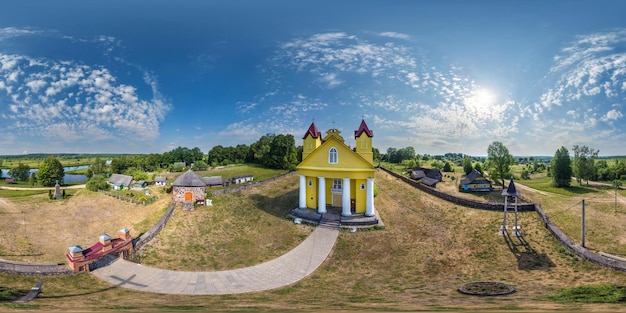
<box><xmin>459</xmin><ymin>169</ymin><xmax>493</xmax><ymax>192</ymax></box>
<box><xmin>231</xmin><ymin>175</ymin><xmax>254</xmax><ymax>184</ymax></box>
<box><xmin>410</xmin><ymin>167</ymin><xmax>443</xmax><ymax>187</ymax></box>
<box><xmin>133</xmin><ymin>180</ymin><xmax>147</xmax><ymax>189</ymax></box>
<box><xmin>154</xmin><ymin>176</ymin><xmax>167</xmax><ymax>186</ymax></box>
<box><xmin>203</xmin><ymin>176</ymin><xmax>224</xmax><ymax>187</ymax></box>
<box><xmin>66</xmin><ymin>228</ymin><xmax>133</xmax><ymax>273</ymax></box>
<box><xmin>296</xmin><ymin>120</ymin><xmax>376</xmax><ymax>217</ymax></box>
<box><xmin>108</xmin><ymin>174</ymin><xmax>133</xmax><ymax>190</ymax></box>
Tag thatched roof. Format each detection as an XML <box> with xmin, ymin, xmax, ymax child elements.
<box><xmin>420</xmin><ymin>177</ymin><xmax>440</xmax><ymax>187</ymax></box>
<box><xmin>203</xmin><ymin>176</ymin><xmax>223</xmax><ymax>186</ymax></box>
<box><xmin>108</xmin><ymin>174</ymin><xmax>133</xmax><ymax>188</ymax></box>
<box><xmin>172</xmin><ymin>170</ymin><xmax>206</xmax><ymax>187</ymax></box>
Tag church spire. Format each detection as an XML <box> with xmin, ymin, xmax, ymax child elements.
<box><xmin>354</xmin><ymin>119</ymin><xmax>374</xmax><ymax>138</ymax></box>
<box><xmin>302</xmin><ymin>121</ymin><xmax>322</xmax><ymax>160</ymax></box>
<box><xmin>354</xmin><ymin>119</ymin><xmax>374</xmax><ymax>165</ymax></box>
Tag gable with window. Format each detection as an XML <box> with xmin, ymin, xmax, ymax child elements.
<box><xmin>328</xmin><ymin>147</ymin><xmax>338</xmax><ymax>164</ymax></box>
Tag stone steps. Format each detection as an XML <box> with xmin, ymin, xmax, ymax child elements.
<box><xmin>318</xmin><ymin>214</ymin><xmax>340</xmax><ymax>229</ymax></box>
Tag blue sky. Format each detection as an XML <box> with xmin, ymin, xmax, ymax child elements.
<box><xmin>1</xmin><ymin>1</ymin><xmax>626</xmax><ymax>156</ymax></box>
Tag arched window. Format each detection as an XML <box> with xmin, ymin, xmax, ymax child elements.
<box><xmin>329</xmin><ymin>147</ymin><xmax>338</xmax><ymax>164</ymax></box>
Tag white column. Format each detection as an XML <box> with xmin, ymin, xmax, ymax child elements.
<box><xmin>299</xmin><ymin>175</ymin><xmax>306</xmax><ymax>209</ymax></box>
<box><xmin>366</xmin><ymin>178</ymin><xmax>374</xmax><ymax>216</ymax></box>
<box><xmin>342</xmin><ymin>178</ymin><xmax>351</xmax><ymax>216</ymax></box>
<box><xmin>317</xmin><ymin>177</ymin><xmax>326</xmax><ymax>214</ymax></box>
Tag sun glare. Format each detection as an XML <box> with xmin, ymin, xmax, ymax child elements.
<box><xmin>465</xmin><ymin>88</ymin><xmax>496</xmax><ymax>113</ymax></box>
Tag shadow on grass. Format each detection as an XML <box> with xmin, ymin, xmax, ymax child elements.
<box><xmin>563</xmin><ymin>185</ymin><xmax>600</xmax><ymax>195</ymax></box>
<box><xmin>503</xmin><ymin>230</ymin><xmax>555</xmax><ymax>270</ymax></box>
<box><xmin>37</xmin><ymin>275</ymin><xmax>142</xmax><ymax>300</ymax></box>
<box><xmin>248</xmin><ymin>188</ymin><xmax>299</xmax><ymax>219</ymax></box>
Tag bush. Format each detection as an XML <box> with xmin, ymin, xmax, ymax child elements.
<box><xmin>86</xmin><ymin>175</ymin><xmax>110</xmax><ymax>192</ymax></box>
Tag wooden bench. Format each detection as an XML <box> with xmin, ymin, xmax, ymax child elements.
<box><xmin>13</xmin><ymin>281</ymin><xmax>43</xmax><ymax>303</ymax></box>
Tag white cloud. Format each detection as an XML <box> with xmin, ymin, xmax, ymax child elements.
<box><xmin>378</xmin><ymin>32</ymin><xmax>410</xmax><ymax>40</ymax></box>
<box><xmin>603</xmin><ymin>109</ymin><xmax>623</xmax><ymax>121</ymax></box>
<box><xmin>0</xmin><ymin>27</ymin><xmax>39</xmax><ymax>41</ymax></box>
<box><xmin>0</xmin><ymin>52</ymin><xmax>171</xmax><ymax>142</ymax></box>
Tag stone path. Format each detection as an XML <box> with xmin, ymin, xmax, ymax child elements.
<box><xmin>91</xmin><ymin>226</ymin><xmax>339</xmax><ymax>294</ymax></box>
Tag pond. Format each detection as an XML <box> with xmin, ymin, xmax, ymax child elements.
<box><xmin>1</xmin><ymin>166</ymin><xmax>89</xmax><ymax>183</ymax></box>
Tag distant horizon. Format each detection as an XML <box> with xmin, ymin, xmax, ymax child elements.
<box><xmin>2</xmin><ymin>1</ymin><xmax>626</xmax><ymax>156</ymax></box>
<box><xmin>1</xmin><ymin>151</ymin><xmax>624</xmax><ymax>160</ymax></box>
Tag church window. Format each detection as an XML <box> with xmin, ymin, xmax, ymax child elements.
<box><xmin>329</xmin><ymin>147</ymin><xmax>338</xmax><ymax>164</ymax></box>
<box><xmin>360</xmin><ymin>183</ymin><xmax>365</xmax><ymax>190</ymax></box>
<box><xmin>308</xmin><ymin>179</ymin><xmax>313</xmax><ymax>186</ymax></box>
<box><xmin>332</xmin><ymin>179</ymin><xmax>342</xmax><ymax>191</ymax></box>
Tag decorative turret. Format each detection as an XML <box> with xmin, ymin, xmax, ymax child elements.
<box><xmin>68</xmin><ymin>246</ymin><xmax>84</xmax><ymax>260</ymax></box>
<box><xmin>99</xmin><ymin>234</ymin><xmax>112</xmax><ymax>252</ymax></box>
<box><xmin>119</xmin><ymin>228</ymin><xmax>131</xmax><ymax>241</ymax></box>
<box><xmin>354</xmin><ymin>119</ymin><xmax>374</xmax><ymax>165</ymax></box>
<box><xmin>302</xmin><ymin>122</ymin><xmax>322</xmax><ymax>160</ymax></box>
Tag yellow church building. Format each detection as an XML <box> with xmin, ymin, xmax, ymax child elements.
<box><xmin>297</xmin><ymin>120</ymin><xmax>376</xmax><ymax>217</ymax></box>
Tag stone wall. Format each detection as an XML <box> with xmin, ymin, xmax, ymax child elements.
<box><xmin>380</xmin><ymin>167</ymin><xmax>535</xmax><ymax>211</ymax></box>
<box><xmin>380</xmin><ymin>167</ymin><xmax>626</xmax><ymax>272</ymax></box>
<box><xmin>211</xmin><ymin>171</ymin><xmax>296</xmax><ymax>195</ymax></box>
<box><xmin>133</xmin><ymin>202</ymin><xmax>176</xmax><ymax>251</ymax></box>
<box><xmin>534</xmin><ymin>204</ymin><xmax>626</xmax><ymax>271</ymax></box>
<box><xmin>0</xmin><ymin>259</ymin><xmax>73</xmax><ymax>276</ymax></box>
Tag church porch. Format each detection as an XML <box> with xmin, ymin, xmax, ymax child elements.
<box><xmin>288</xmin><ymin>206</ymin><xmax>384</xmax><ymax>229</ymax></box>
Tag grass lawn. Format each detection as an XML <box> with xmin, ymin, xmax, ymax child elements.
<box><xmin>0</xmin><ymin>169</ymin><xmax>625</xmax><ymax>312</ymax></box>
<box><xmin>0</xmin><ymin>187</ymin><xmax>169</xmax><ymax>263</ymax></box>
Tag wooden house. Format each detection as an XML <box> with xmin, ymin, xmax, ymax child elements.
<box><xmin>108</xmin><ymin>174</ymin><xmax>133</xmax><ymax>190</ymax></box>
<box><xmin>410</xmin><ymin>167</ymin><xmax>443</xmax><ymax>187</ymax></box>
<box><xmin>203</xmin><ymin>176</ymin><xmax>224</xmax><ymax>187</ymax></box>
<box><xmin>154</xmin><ymin>176</ymin><xmax>167</xmax><ymax>186</ymax></box>
<box><xmin>459</xmin><ymin>169</ymin><xmax>493</xmax><ymax>192</ymax></box>
<box><xmin>134</xmin><ymin>180</ymin><xmax>147</xmax><ymax>189</ymax></box>
<box><xmin>231</xmin><ymin>175</ymin><xmax>254</xmax><ymax>184</ymax></box>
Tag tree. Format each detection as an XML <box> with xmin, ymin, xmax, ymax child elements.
<box><xmin>572</xmin><ymin>145</ymin><xmax>599</xmax><ymax>185</ymax></box>
<box><xmin>486</xmin><ymin>141</ymin><xmax>515</xmax><ymax>187</ymax></box>
<box><xmin>265</xmin><ymin>134</ymin><xmax>298</xmax><ymax>170</ymax></box>
<box><xmin>551</xmin><ymin>146</ymin><xmax>572</xmax><ymax>187</ymax></box>
<box><xmin>443</xmin><ymin>161</ymin><xmax>453</xmax><ymax>172</ymax></box>
<box><xmin>36</xmin><ymin>156</ymin><xmax>65</xmax><ymax>186</ymax></box>
<box><xmin>251</xmin><ymin>134</ymin><xmax>275</xmax><ymax>164</ymax></box>
<box><xmin>9</xmin><ymin>163</ymin><xmax>30</xmax><ymax>181</ymax></box>
<box><xmin>463</xmin><ymin>157</ymin><xmax>473</xmax><ymax>175</ymax></box>
<box><xmin>474</xmin><ymin>162</ymin><xmax>484</xmax><ymax>175</ymax></box>
<box><xmin>86</xmin><ymin>175</ymin><xmax>110</xmax><ymax>192</ymax></box>
<box><xmin>192</xmin><ymin>160</ymin><xmax>208</xmax><ymax>171</ymax></box>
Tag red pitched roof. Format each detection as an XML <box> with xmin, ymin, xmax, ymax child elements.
<box><xmin>66</xmin><ymin>238</ymin><xmax>132</xmax><ymax>263</ymax></box>
<box><xmin>303</xmin><ymin>122</ymin><xmax>322</xmax><ymax>139</ymax></box>
<box><xmin>354</xmin><ymin>119</ymin><xmax>373</xmax><ymax>138</ymax></box>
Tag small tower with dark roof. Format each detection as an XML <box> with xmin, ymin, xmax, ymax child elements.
<box><xmin>354</xmin><ymin>119</ymin><xmax>374</xmax><ymax>165</ymax></box>
<box><xmin>500</xmin><ymin>179</ymin><xmax>522</xmax><ymax>236</ymax></box>
<box><xmin>302</xmin><ymin>122</ymin><xmax>322</xmax><ymax>160</ymax></box>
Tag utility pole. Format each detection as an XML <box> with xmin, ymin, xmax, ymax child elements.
<box><xmin>581</xmin><ymin>199</ymin><xmax>585</xmax><ymax>248</ymax></box>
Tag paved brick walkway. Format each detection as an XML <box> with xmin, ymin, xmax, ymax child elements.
<box><xmin>91</xmin><ymin>226</ymin><xmax>339</xmax><ymax>294</ymax></box>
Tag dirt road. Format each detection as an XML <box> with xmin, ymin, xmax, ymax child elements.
<box><xmin>0</xmin><ymin>184</ymin><xmax>86</xmax><ymax>190</ymax></box>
